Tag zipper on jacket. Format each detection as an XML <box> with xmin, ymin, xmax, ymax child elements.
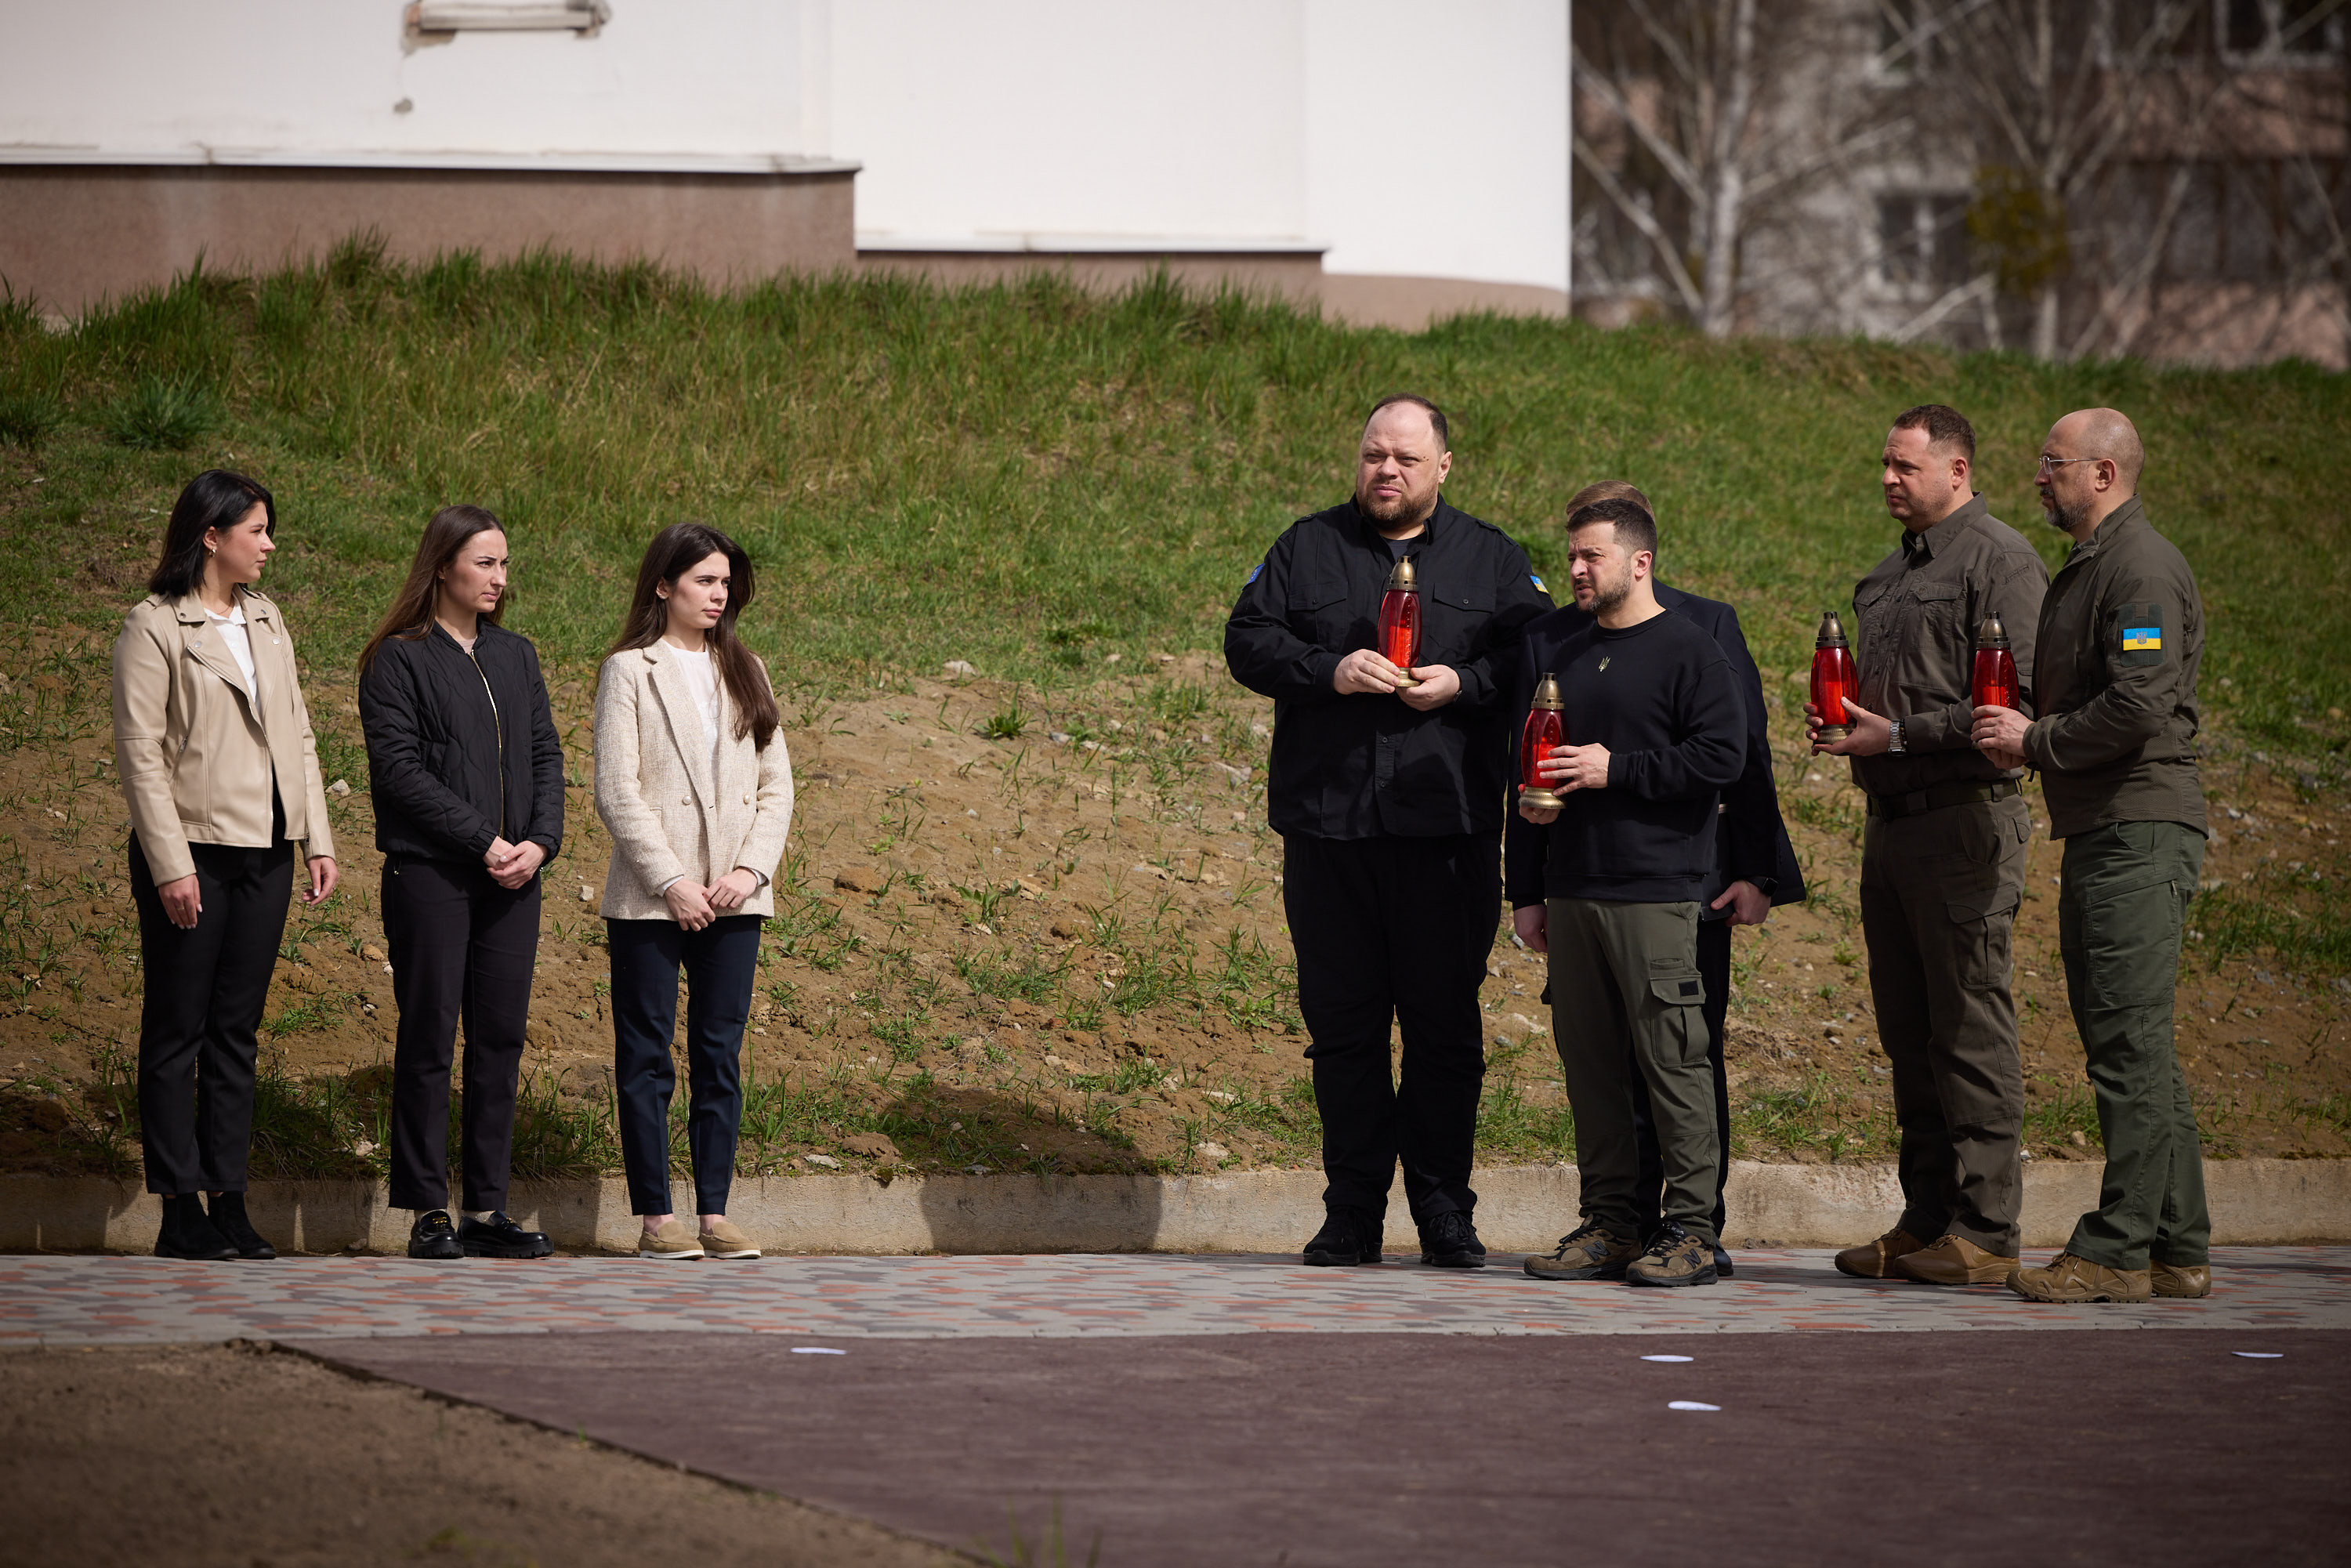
<box><xmin>465</xmin><ymin>647</ymin><xmax>506</xmax><ymax>840</ymax></box>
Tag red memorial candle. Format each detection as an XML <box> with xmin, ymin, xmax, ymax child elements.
<box><xmin>1972</xmin><ymin>610</ymin><xmax>2019</xmax><ymax>711</ymax></box>
<box><xmin>1811</xmin><ymin>610</ymin><xmax>1859</xmax><ymax>743</ymax></box>
<box><xmin>1519</xmin><ymin>672</ymin><xmax>1567</xmax><ymax>810</ymax></box>
<box><xmin>1378</xmin><ymin>556</ymin><xmax>1423</xmax><ymax>689</ymax></box>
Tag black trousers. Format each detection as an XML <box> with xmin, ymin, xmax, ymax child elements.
<box><xmin>1629</xmin><ymin>914</ymin><xmax>1733</xmax><ymax>1243</ymax></box>
<box><xmin>383</xmin><ymin>855</ymin><xmax>541</xmax><ymax>1213</ymax></box>
<box><xmin>129</xmin><ymin>831</ymin><xmax>293</xmax><ymax>1195</ymax></box>
<box><xmin>608</xmin><ymin>914</ymin><xmax>762</xmax><ymax>1216</ymax></box>
<box><xmin>1282</xmin><ymin>831</ymin><xmax>1499</xmax><ymax>1228</ymax></box>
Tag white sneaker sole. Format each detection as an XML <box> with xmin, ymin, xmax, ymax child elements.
<box><xmin>701</xmin><ymin>1245</ymin><xmax>761</xmax><ymax>1259</ymax></box>
<box><xmin>638</xmin><ymin>1244</ymin><xmax>705</xmax><ymax>1259</ymax></box>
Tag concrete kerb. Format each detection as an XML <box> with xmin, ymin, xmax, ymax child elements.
<box><xmin>4</xmin><ymin>1159</ymin><xmax>2346</xmax><ymax>1255</ymax></box>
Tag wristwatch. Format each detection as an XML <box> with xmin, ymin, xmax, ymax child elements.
<box><xmin>1887</xmin><ymin>718</ymin><xmax>1907</xmax><ymax>754</ymax></box>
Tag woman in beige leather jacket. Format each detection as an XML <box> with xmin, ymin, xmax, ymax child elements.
<box><xmin>595</xmin><ymin>523</ymin><xmax>793</xmax><ymax>1260</ymax></box>
<box><xmin>110</xmin><ymin>469</ymin><xmax>338</xmax><ymax>1261</ymax></box>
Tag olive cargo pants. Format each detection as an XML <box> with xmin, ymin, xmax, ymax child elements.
<box><xmin>1860</xmin><ymin>794</ymin><xmax>2031</xmax><ymax>1254</ymax></box>
<box><xmin>2059</xmin><ymin>820</ymin><xmax>2210</xmax><ymax>1269</ymax></box>
<box><xmin>1545</xmin><ymin>898</ymin><xmax>1719</xmax><ymax>1247</ymax></box>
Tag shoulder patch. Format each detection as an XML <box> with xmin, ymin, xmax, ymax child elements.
<box><xmin>1530</xmin><ymin>573</ymin><xmax>1548</xmax><ymax>596</ymax></box>
<box><xmin>1245</xmin><ymin>562</ymin><xmax>1264</xmax><ymax>587</ymax></box>
<box><xmin>2116</xmin><ymin>600</ymin><xmax>2166</xmax><ymax>666</ymax></box>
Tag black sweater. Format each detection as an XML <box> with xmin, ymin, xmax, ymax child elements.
<box><xmin>1505</xmin><ymin>584</ymin><xmax>1805</xmax><ymax>914</ymax></box>
<box><xmin>358</xmin><ymin>621</ymin><xmax>565</xmax><ymax>867</ymax></box>
<box><xmin>1509</xmin><ymin>609</ymin><xmax>1745</xmax><ymax>904</ymax></box>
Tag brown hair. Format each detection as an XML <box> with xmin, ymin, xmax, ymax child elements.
<box><xmin>1565</xmin><ymin>479</ymin><xmax>1654</xmax><ymax>521</ymax></box>
<box><xmin>1366</xmin><ymin>393</ymin><xmax>1450</xmax><ymax>451</ymax></box>
<box><xmin>1892</xmin><ymin>404</ymin><xmax>1976</xmax><ymax>465</ymax></box>
<box><xmin>358</xmin><ymin>505</ymin><xmax>507</xmax><ymax>675</ymax></box>
<box><xmin>1567</xmin><ymin>497</ymin><xmax>1658</xmax><ymax>559</ymax></box>
<box><xmin>610</xmin><ymin>523</ymin><xmax>780</xmax><ymax>751</ymax></box>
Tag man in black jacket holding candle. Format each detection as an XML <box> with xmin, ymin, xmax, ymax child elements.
<box><xmin>1225</xmin><ymin>395</ymin><xmax>1552</xmax><ymax>1270</ymax></box>
<box><xmin>1511</xmin><ymin>498</ymin><xmax>1748</xmax><ymax>1286</ymax></box>
<box><xmin>1505</xmin><ymin>481</ymin><xmax>1804</xmax><ymax>1280</ymax></box>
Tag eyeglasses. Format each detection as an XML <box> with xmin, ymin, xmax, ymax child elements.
<box><xmin>2036</xmin><ymin>454</ymin><xmax>2103</xmax><ymax>475</ymax></box>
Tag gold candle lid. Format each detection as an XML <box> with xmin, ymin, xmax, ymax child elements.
<box><xmin>1531</xmin><ymin>672</ymin><xmax>1563</xmax><ymax>710</ymax></box>
<box><xmin>1976</xmin><ymin>610</ymin><xmax>2010</xmax><ymax>649</ymax></box>
<box><xmin>1815</xmin><ymin>610</ymin><xmax>1849</xmax><ymax>649</ymax></box>
<box><xmin>1383</xmin><ymin>556</ymin><xmax>1418</xmax><ymax>592</ymax></box>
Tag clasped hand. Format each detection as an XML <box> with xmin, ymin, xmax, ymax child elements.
<box><xmin>1969</xmin><ymin>704</ymin><xmax>2030</xmax><ymax>771</ymax></box>
<box><xmin>483</xmin><ymin>836</ymin><xmax>545</xmax><ymax>890</ymax></box>
<box><xmin>1514</xmin><ymin>742</ymin><xmax>1611</xmax><ymax>824</ymax></box>
<box><xmin>664</xmin><ymin>869</ymin><xmax>759</xmax><ymax>932</ymax></box>
<box><xmin>1331</xmin><ymin>649</ymin><xmax>1461</xmax><ymax>710</ymax></box>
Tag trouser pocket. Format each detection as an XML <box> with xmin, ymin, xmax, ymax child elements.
<box><xmin>1647</xmin><ymin>972</ymin><xmax>1709</xmax><ymax>1066</ymax></box>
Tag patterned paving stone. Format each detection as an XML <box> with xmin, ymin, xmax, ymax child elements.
<box><xmin>2</xmin><ymin>1246</ymin><xmax>2345</xmax><ymax>1345</ymax></box>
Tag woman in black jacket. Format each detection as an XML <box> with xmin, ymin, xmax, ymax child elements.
<box><xmin>358</xmin><ymin>506</ymin><xmax>565</xmax><ymax>1261</ymax></box>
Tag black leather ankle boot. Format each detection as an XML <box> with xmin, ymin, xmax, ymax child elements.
<box><xmin>206</xmin><ymin>1191</ymin><xmax>277</xmax><ymax>1260</ymax></box>
<box><xmin>155</xmin><ymin>1193</ymin><xmax>236</xmax><ymax>1260</ymax></box>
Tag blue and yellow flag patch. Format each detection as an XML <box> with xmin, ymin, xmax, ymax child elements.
<box><xmin>2121</xmin><ymin>626</ymin><xmax>2161</xmax><ymax>651</ymax></box>
<box><xmin>1531</xmin><ymin>573</ymin><xmax>1548</xmax><ymax>595</ymax></box>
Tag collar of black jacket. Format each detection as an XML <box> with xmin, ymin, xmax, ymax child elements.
<box><xmin>1350</xmin><ymin>495</ymin><xmax>1454</xmax><ymax>551</ymax></box>
<box><xmin>1900</xmin><ymin>491</ymin><xmax>1990</xmax><ymax>561</ymax></box>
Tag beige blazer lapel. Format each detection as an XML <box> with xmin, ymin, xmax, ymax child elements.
<box><xmin>642</xmin><ymin>644</ymin><xmax>717</xmax><ymax>806</ymax></box>
<box><xmin>173</xmin><ymin>592</ymin><xmax>253</xmax><ymax>707</ymax></box>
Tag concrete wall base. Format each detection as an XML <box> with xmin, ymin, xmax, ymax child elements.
<box><xmin>5</xmin><ymin>1160</ymin><xmax>2346</xmax><ymax>1255</ymax></box>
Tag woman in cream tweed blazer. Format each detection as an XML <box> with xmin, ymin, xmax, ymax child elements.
<box><xmin>595</xmin><ymin>523</ymin><xmax>792</xmax><ymax>1261</ymax></box>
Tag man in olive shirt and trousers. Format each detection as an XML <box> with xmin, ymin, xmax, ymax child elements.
<box><xmin>1811</xmin><ymin>405</ymin><xmax>2049</xmax><ymax>1286</ymax></box>
<box><xmin>1975</xmin><ymin>408</ymin><xmax>2212</xmax><ymax>1305</ymax></box>
<box><xmin>1226</xmin><ymin>394</ymin><xmax>1551</xmax><ymax>1270</ymax></box>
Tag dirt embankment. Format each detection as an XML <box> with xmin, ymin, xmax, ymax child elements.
<box><xmin>2</xmin><ymin>629</ymin><xmax>2346</xmax><ymax>1188</ymax></box>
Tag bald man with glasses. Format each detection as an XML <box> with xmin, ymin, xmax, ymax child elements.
<box><xmin>1973</xmin><ymin>407</ymin><xmax>2213</xmax><ymax>1305</ymax></box>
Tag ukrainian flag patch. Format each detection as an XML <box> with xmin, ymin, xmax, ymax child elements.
<box><xmin>1531</xmin><ymin>573</ymin><xmax>1548</xmax><ymax>595</ymax></box>
<box><xmin>2122</xmin><ymin>626</ymin><xmax>2161</xmax><ymax>651</ymax></box>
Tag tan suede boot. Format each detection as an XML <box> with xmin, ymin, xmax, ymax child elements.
<box><xmin>2150</xmin><ymin>1261</ymin><xmax>2212</xmax><ymax>1298</ymax></box>
<box><xmin>1834</xmin><ymin>1227</ymin><xmax>1926</xmax><ymax>1280</ymax></box>
<box><xmin>1891</xmin><ymin>1233</ymin><xmax>2018</xmax><ymax>1286</ymax></box>
<box><xmin>2007</xmin><ymin>1251</ymin><xmax>2152</xmax><ymax>1304</ymax></box>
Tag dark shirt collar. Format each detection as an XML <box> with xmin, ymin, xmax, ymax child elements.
<box><xmin>2071</xmin><ymin>494</ymin><xmax>2146</xmax><ymax>563</ymax></box>
<box><xmin>1353</xmin><ymin>495</ymin><xmax>1449</xmax><ymax>551</ymax></box>
<box><xmin>1901</xmin><ymin>492</ymin><xmax>1988</xmax><ymax>563</ymax></box>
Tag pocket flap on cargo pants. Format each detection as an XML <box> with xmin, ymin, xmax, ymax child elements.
<box><xmin>1946</xmin><ymin>883</ymin><xmax>2021</xmax><ymax>924</ymax></box>
<box><xmin>1649</xmin><ymin>974</ymin><xmax>1706</xmax><ymax>1008</ymax></box>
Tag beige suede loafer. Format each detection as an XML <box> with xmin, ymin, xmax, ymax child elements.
<box><xmin>698</xmin><ymin>1218</ymin><xmax>760</xmax><ymax>1259</ymax></box>
<box><xmin>638</xmin><ymin>1218</ymin><xmax>705</xmax><ymax>1260</ymax></box>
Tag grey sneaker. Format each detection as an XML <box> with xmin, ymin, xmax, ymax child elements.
<box><xmin>1524</xmin><ymin>1221</ymin><xmax>1640</xmax><ymax>1281</ymax></box>
<box><xmin>638</xmin><ymin>1218</ymin><xmax>705</xmax><ymax>1259</ymax></box>
<box><xmin>698</xmin><ymin>1217</ymin><xmax>760</xmax><ymax>1259</ymax></box>
<box><xmin>1626</xmin><ymin>1222</ymin><xmax>1718</xmax><ymax>1288</ymax></box>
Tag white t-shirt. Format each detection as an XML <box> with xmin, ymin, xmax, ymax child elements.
<box><xmin>671</xmin><ymin>646</ymin><xmax>722</xmax><ymax>777</ymax></box>
<box><xmin>208</xmin><ymin>603</ymin><xmax>256</xmax><ymax>701</ymax></box>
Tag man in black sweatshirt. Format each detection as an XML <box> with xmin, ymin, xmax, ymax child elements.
<box><xmin>1510</xmin><ymin>498</ymin><xmax>1747</xmax><ymax>1287</ymax></box>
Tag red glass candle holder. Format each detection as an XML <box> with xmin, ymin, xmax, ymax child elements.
<box><xmin>1972</xmin><ymin>610</ymin><xmax>2019</xmax><ymax>711</ymax></box>
<box><xmin>1811</xmin><ymin>610</ymin><xmax>1859</xmax><ymax>742</ymax></box>
<box><xmin>1378</xmin><ymin>556</ymin><xmax>1422</xmax><ymax>688</ymax></box>
<box><xmin>1519</xmin><ymin>673</ymin><xmax>1567</xmax><ymax>809</ymax></box>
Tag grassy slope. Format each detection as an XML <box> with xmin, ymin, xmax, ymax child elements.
<box><xmin>3</xmin><ymin>242</ymin><xmax>2346</xmax><ymax>751</ymax></box>
<box><xmin>2</xmin><ymin>248</ymin><xmax>2347</xmax><ymax>1186</ymax></box>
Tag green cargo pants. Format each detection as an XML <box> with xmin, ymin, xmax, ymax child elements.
<box><xmin>2059</xmin><ymin>819</ymin><xmax>2210</xmax><ymax>1269</ymax></box>
<box><xmin>1545</xmin><ymin>898</ymin><xmax>1719</xmax><ymax>1246</ymax></box>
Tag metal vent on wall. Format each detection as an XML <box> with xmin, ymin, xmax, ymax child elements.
<box><xmin>407</xmin><ymin>2</ymin><xmax>610</xmax><ymax>33</ymax></box>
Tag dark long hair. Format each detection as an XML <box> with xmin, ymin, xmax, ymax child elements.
<box><xmin>148</xmin><ymin>469</ymin><xmax>275</xmax><ymax>598</ymax></box>
<box><xmin>609</xmin><ymin>523</ymin><xmax>780</xmax><ymax>751</ymax></box>
<box><xmin>358</xmin><ymin>505</ymin><xmax>507</xmax><ymax>675</ymax></box>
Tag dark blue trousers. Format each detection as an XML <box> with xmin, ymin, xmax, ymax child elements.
<box><xmin>608</xmin><ymin>914</ymin><xmax>761</xmax><ymax>1215</ymax></box>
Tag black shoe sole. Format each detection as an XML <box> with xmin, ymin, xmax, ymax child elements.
<box><xmin>1716</xmin><ymin>1256</ymin><xmax>1735</xmax><ymax>1278</ymax></box>
<box><xmin>228</xmin><ymin>1247</ymin><xmax>277</xmax><ymax>1260</ymax></box>
<box><xmin>461</xmin><ymin>1240</ymin><xmax>552</xmax><ymax>1258</ymax></box>
<box><xmin>1627</xmin><ymin>1264</ymin><xmax>1720</xmax><ymax>1287</ymax></box>
<box><xmin>408</xmin><ymin>1242</ymin><xmax>463</xmax><ymax>1260</ymax></box>
<box><xmin>1302</xmin><ymin>1249</ymin><xmax>1382</xmax><ymax>1266</ymax></box>
<box><xmin>1422</xmin><ymin>1251</ymin><xmax>1488</xmax><ymax>1269</ymax></box>
<box><xmin>154</xmin><ymin>1243</ymin><xmax>238</xmax><ymax>1260</ymax></box>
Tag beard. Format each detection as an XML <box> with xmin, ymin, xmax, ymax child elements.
<box><xmin>2042</xmin><ymin>493</ymin><xmax>2089</xmax><ymax>533</ymax></box>
<box><xmin>1576</xmin><ymin>561</ymin><xmax>1635</xmax><ymax>616</ymax></box>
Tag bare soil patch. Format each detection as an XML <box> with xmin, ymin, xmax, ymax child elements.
<box><xmin>0</xmin><ymin>1341</ymin><xmax>953</xmax><ymax>1568</ymax></box>
<box><xmin>2</xmin><ymin>625</ymin><xmax>2345</xmax><ymax>1195</ymax></box>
